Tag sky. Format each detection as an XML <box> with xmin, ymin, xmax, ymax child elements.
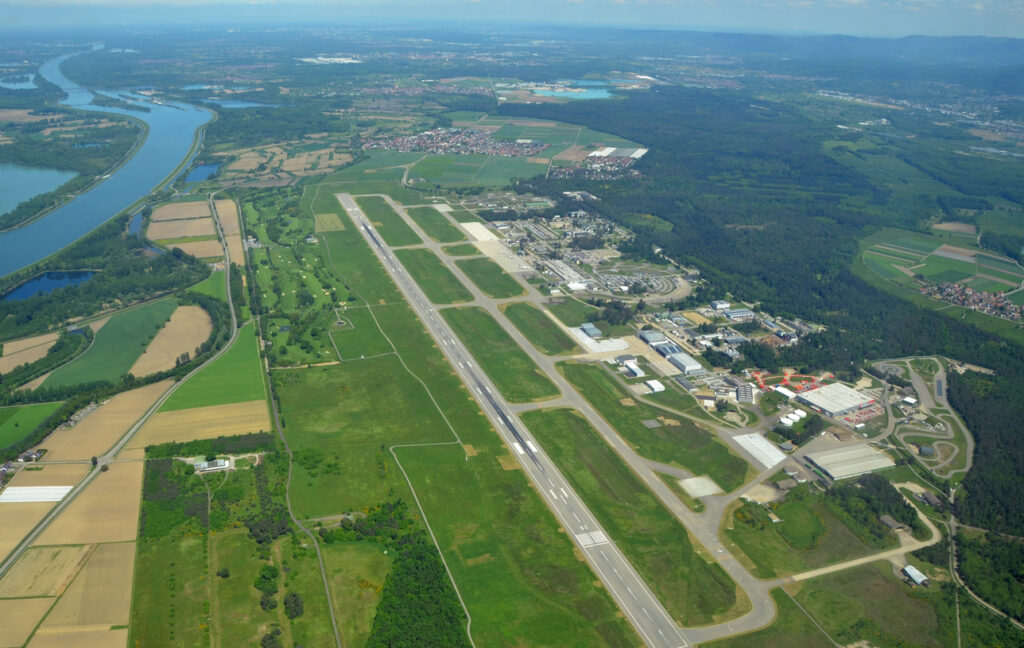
<box><xmin>1</xmin><ymin>0</ymin><xmax>1023</xmax><ymax>38</ymax></box>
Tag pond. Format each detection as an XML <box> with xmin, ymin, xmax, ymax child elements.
<box><xmin>2</xmin><ymin>270</ymin><xmax>96</xmax><ymax>301</ymax></box>
<box><xmin>184</xmin><ymin>162</ymin><xmax>222</xmax><ymax>183</ymax></box>
<box><xmin>0</xmin><ymin>74</ymin><xmax>37</xmax><ymax>90</ymax></box>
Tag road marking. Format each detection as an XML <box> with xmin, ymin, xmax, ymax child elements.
<box><xmin>513</xmin><ymin>442</ymin><xmax>524</xmax><ymax>455</ymax></box>
<box><xmin>576</xmin><ymin>530</ymin><xmax>609</xmax><ymax>548</ymax></box>
<box><xmin>572</xmin><ymin>511</ymin><xmax>581</xmax><ymax>522</ymax></box>
<box><xmin>627</xmin><ymin>586</ymin><xmax>637</xmax><ymax>599</ymax></box>
<box><xmin>525</xmin><ymin>440</ymin><xmax>538</xmax><ymax>453</ymax></box>
<box><xmin>549</xmin><ymin>489</ymin><xmax>557</xmax><ymax>499</ymax></box>
<box><xmin>643</xmin><ymin>608</ymin><xmax>652</xmax><ymax>620</ymax></box>
<box><xmin>560</xmin><ymin>488</ymin><xmax>568</xmax><ymax>497</ymax></box>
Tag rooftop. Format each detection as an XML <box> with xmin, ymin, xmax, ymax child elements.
<box><xmin>806</xmin><ymin>444</ymin><xmax>895</xmax><ymax>480</ymax></box>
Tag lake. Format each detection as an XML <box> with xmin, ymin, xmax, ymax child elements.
<box><xmin>206</xmin><ymin>99</ymin><xmax>275</xmax><ymax>109</ymax></box>
<box><xmin>535</xmin><ymin>87</ymin><xmax>612</xmax><ymax>100</ymax></box>
<box><xmin>184</xmin><ymin>162</ymin><xmax>222</xmax><ymax>183</ymax></box>
<box><xmin>0</xmin><ymin>163</ymin><xmax>76</xmax><ymax>217</ymax></box>
<box><xmin>2</xmin><ymin>270</ymin><xmax>96</xmax><ymax>301</ymax></box>
<box><xmin>0</xmin><ymin>74</ymin><xmax>37</xmax><ymax>90</ymax></box>
<box><xmin>0</xmin><ymin>49</ymin><xmax>212</xmax><ymax>278</ymax></box>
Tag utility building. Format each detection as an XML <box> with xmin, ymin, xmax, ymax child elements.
<box><xmin>805</xmin><ymin>445</ymin><xmax>895</xmax><ymax>481</ymax></box>
<box><xmin>667</xmin><ymin>352</ymin><xmax>705</xmax><ymax>376</ymax></box>
<box><xmin>797</xmin><ymin>383</ymin><xmax>874</xmax><ymax>418</ymax></box>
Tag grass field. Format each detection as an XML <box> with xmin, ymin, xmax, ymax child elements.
<box><xmin>130</xmin><ymin>535</ymin><xmax>209</xmax><ymax>647</ymax></box>
<box><xmin>522</xmin><ymin>408</ymin><xmax>739</xmax><ymax>625</ymax></box>
<box><xmin>355</xmin><ymin>196</ymin><xmax>422</xmax><ymax>246</ymax></box>
<box><xmin>455</xmin><ymin>257</ymin><xmax>525</xmax><ymax>299</ymax></box>
<box><xmin>547</xmin><ymin>296</ymin><xmax>602</xmax><ymax>326</ymax></box>
<box><xmin>0</xmin><ymin>401</ymin><xmax>62</xmax><ymax>448</ymax></box>
<box><xmin>407</xmin><ymin>206</ymin><xmax>466</xmax><ymax>243</ymax></box>
<box><xmin>410</xmin><ymin>154</ymin><xmax>548</xmax><ymax>187</ymax></box>
<box><xmin>501</xmin><ymin>302</ymin><xmax>579</xmax><ymax>355</ymax></box>
<box><xmin>443</xmin><ymin>243</ymin><xmax>480</xmax><ymax>256</ymax></box>
<box><xmin>43</xmin><ymin>299</ymin><xmax>178</xmax><ymax>388</ymax></box>
<box><xmin>394</xmin><ymin>248</ymin><xmax>473</xmax><ymax>305</ymax></box>
<box><xmin>330</xmin><ymin>305</ymin><xmax>395</xmax><ymax>359</ymax></box>
<box><xmin>446</xmin><ymin>208</ymin><xmax>482</xmax><ymax>223</ymax></box>
<box><xmin>792</xmin><ymin>561</ymin><xmax>946</xmax><ymax>647</ymax></box>
<box><xmin>321</xmin><ymin>543</ymin><xmax>393</xmax><ymax>648</ymax></box>
<box><xmin>723</xmin><ymin>492</ymin><xmax>876</xmax><ymax>578</ymax></box>
<box><xmin>442</xmin><ymin>306</ymin><xmax>560</xmax><ymax>403</ymax></box>
<box><xmin>160</xmin><ymin>321</ymin><xmax>266</xmax><ymax>412</ymax></box>
<box><xmin>189</xmin><ymin>270</ymin><xmax>227</xmax><ymax>301</ymax></box>
<box><xmin>560</xmin><ymin>362</ymin><xmax>751</xmax><ymax>492</ymax></box>
<box><xmin>706</xmin><ymin>589</ymin><xmax>831</xmax><ymax>648</ymax></box>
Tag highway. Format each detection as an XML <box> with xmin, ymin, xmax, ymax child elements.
<box><xmin>338</xmin><ymin>193</ymin><xmax>690</xmax><ymax>648</ymax></box>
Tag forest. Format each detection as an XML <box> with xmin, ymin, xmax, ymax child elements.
<box><xmin>504</xmin><ymin>86</ymin><xmax>1024</xmax><ymax>537</ymax></box>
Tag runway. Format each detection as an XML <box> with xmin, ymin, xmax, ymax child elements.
<box><xmin>339</xmin><ymin>193</ymin><xmax>689</xmax><ymax>648</ymax></box>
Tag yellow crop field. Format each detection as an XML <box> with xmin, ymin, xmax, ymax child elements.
<box><xmin>0</xmin><ymin>598</ymin><xmax>55</xmax><ymax>648</ymax></box>
<box><xmin>0</xmin><ymin>544</ymin><xmax>92</xmax><ymax>597</ymax></box>
<box><xmin>172</xmin><ymin>239</ymin><xmax>224</xmax><ymax>259</ymax></box>
<box><xmin>34</xmin><ymin>461</ymin><xmax>144</xmax><ymax>546</ymax></box>
<box><xmin>151</xmin><ymin>201</ymin><xmax>210</xmax><ymax>221</ymax></box>
<box><xmin>27</xmin><ymin>627</ymin><xmax>128</xmax><ymax>648</ymax></box>
<box><xmin>41</xmin><ymin>542</ymin><xmax>135</xmax><ymax>628</ymax></box>
<box><xmin>0</xmin><ymin>502</ymin><xmax>55</xmax><ymax>559</ymax></box>
<box><xmin>147</xmin><ymin>217</ymin><xmax>216</xmax><ymax>240</ymax></box>
<box><xmin>129</xmin><ymin>306</ymin><xmax>213</xmax><ymax>378</ymax></box>
<box><xmin>128</xmin><ymin>399</ymin><xmax>270</xmax><ymax>448</ymax></box>
<box><xmin>682</xmin><ymin>310</ymin><xmax>711</xmax><ymax>325</ymax></box>
<box><xmin>214</xmin><ymin>199</ymin><xmax>241</xmax><ymax>235</ymax></box>
<box><xmin>3</xmin><ymin>331</ymin><xmax>59</xmax><ymax>355</ymax></box>
<box><xmin>6</xmin><ymin>464</ymin><xmax>88</xmax><ymax>487</ymax></box>
<box><xmin>41</xmin><ymin>381</ymin><xmax>171</xmax><ymax>461</ymax></box>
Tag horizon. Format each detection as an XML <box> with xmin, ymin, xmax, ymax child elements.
<box><xmin>1</xmin><ymin>0</ymin><xmax>1023</xmax><ymax>39</ymax></box>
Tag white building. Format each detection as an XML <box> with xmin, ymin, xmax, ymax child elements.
<box><xmin>645</xmin><ymin>379</ymin><xmax>666</xmax><ymax>393</ymax></box>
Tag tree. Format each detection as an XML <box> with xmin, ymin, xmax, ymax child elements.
<box><xmin>284</xmin><ymin>592</ymin><xmax>304</xmax><ymax>619</ymax></box>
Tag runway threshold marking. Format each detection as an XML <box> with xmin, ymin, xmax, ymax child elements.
<box><xmin>576</xmin><ymin>530</ymin><xmax>609</xmax><ymax>548</ymax></box>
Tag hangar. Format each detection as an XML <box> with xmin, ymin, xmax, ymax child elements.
<box><xmin>797</xmin><ymin>383</ymin><xmax>874</xmax><ymax>418</ymax></box>
<box><xmin>805</xmin><ymin>445</ymin><xmax>894</xmax><ymax>481</ymax></box>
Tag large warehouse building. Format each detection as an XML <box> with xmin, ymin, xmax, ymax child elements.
<box><xmin>667</xmin><ymin>351</ymin><xmax>706</xmax><ymax>376</ymax></box>
<box><xmin>805</xmin><ymin>445</ymin><xmax>895</xmax><ymax>481</ymax></box>
<box><xmin>797</xmin><ymin>383</ymin><xmax>874</xmax><ymax>418</ymax></box>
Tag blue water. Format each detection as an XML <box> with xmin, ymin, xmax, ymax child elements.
<box><xmin>185</xmin><ymin>162</ymin><xmax>221</xmax><ymax>183</ymax></box>
<box><xmin>206</xmin><ymin>99</ymin><xmax>272</xmax><ymax>109</ymax></box>
<box><xmin>0</xmin><ymin>49</ymin><xmax>212</xmax><ymax>277</ymax></box>
<box><xmin>0</xmin><ymin>163</ymin><xmax>76</xmax><ymax>216</ymax></box>
<box><xmin>2</xmin><ymin>270</ymin><xmax>96</xmax><ymax>301</ymax></box>
<box><xmin>535</xmin><ymin>88</ymin><xmax>611</xmax><ymax>100</ymax></box>
<box><xmin>128</xmin><ymin>212</ymin><xmax>142</xmax><ymax>235</ymax></box>
<box><xmin>0</xmin><ymin>74</ymin><xmax>37</xmax><ymax>90</ymax></box>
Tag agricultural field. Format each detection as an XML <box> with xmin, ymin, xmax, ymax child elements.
<box><xmin>128</xmin><ymin>399</ymin><xmax>270</xmax><ymax>449</ymax></box>
<box><xmin>723</xmin><ymin>488</ymin><xmax>876</xmax><ymax>578</ymax></box>
<box><xmin>860</xmin><ymin>229</ymin><xmax>1024</xmax><ymax>293</ymax></box>
<box><xmin>0</xmin><ymin>401</ymin><xmax>62</xmax><ymax>449</ymax></box>
<box><xmin>354</xmin><ymin>196</ymin><xmax>422</xmax><ymax>246</ymax></box>
<box><xmin>393</xmin><ymin>248</ymin><xmax>473</xmax><ymax>305</ymax></box>
<box><xmin>442</xmin><ymin>306</ymin><xmax>561</xmax><ymax>403</ymax></box>
<box><xmin>129</xmin><ymin>305</ymin><xmax>213</xmax><ymax>377</ymax></box>
<box><xmin>406</xmin><ymin>206</ymin><xmax>465</xmax><ymax>243</ymax></box>
<box><xmin>409</xmin><ymin>153</ymin><xmax>549</xmax><ymax>188</ymax></box>
<box><xmin>36</xmin><ymin>460</ymin><xmax>144</xmax><ymax>545</ymax></box>
<box><xmin>522</xmin><ymin>408</ymin><xmax>740</xmax><ymax>625</ymax></box>
<box><xmin>40</xmin><ymin>381</ymin><xmax>171</xmax><ymax>461</ymax></box>
<box><xmin>500</xmin><ymin>302</ymin><xmax>579</xmax><ymax>355</ymax></box>
<box><xmin>217</xmin><ymin>137</ymin><xmax>354</xmax><ymax>185</ymax></box>
<box><xmin>42</xmin><ymin>299</ymin><xmax>179</xmax><ymax>389</ymax></box>
<box><xmin>214</xmin><ymin>198</ymin><xmax>246</xmax><ymax>266</ymax></box>
<box><xmin>560</xmin><ymin>361</ymin><xmax>751</xmax><ymax>492</ymax></box>
<box><xmin>0</xmin><ymin>331</ymin><xmax>58</xmax><ymax>374</ymax></box>
<box><xmin>150</xmin><ymin>200</ymin><xmax>210</xmax><ymax>221</ymax></box>
<box><xmin>160</xmin><ymin>321</ymin><xmax>266</xmax><ymax>412</ymax></box>
<box><xmin>455</xmin><ymin>257</ymin><xmax>525</xmax><ymax>298</ymax></box>
<box><xmin>189</xmin><ymin>270</ymin><xmax>227</xmax><ymax>301</ymax></box>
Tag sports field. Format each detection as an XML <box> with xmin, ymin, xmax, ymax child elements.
<box><xmin>160</xmin><ymin>321</ymin><xmax>266</xmax><ymax>412</ymax></box>
<box><xmin>393</xmin><ymin>248</ymin><xmax>473</xmax><ymax>304</ymax></box>
<box><xmin>406</xmin><ymin>206</ymin><xmax>465</xmax><ymax>243</ymax></box>
<box><xmin>354</xmin><ymin>196</ymin><xmax>422</xmax><ymax>246</ymax></box>
<box><xmin>500</xmin><ymin>302</ymin><xmax>579</xmax><ymax>355</ymax></box>
<box><xmin>442</xmin><ymin>306</ymin><xmax>560</xmax><ymax>403</ymax></box>
<box><xmin>560</xmin><ymin>361</ymin><xmax>751</xmax><ymax>491</ymax></box>
<box><xmin>455</xmin><ymin>257</ymin><xmax>525</xmax><ymax>298</ymax></box>
<box><xmin>522</xmin><ymin>408</ymin><xmax>740</xmax><ymax>625</ymax></box>
<box><xmin>43</xmin><ymin>299</ymin><xmax>178</xmax><ymax>388</ymax></box>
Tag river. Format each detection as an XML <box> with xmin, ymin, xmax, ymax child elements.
<box><xmin>0</xmin><ymin>48</ymin><xmax>212</xmax><ymax>278</ymax></box>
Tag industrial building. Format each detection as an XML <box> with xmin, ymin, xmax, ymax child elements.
<box><xmin>674</xmin><ymin>376</ymin><xmax>698</xmax><ymax>392</ymax></box>
<box><xmin>667</xmin><ymin>352</ymin><xmax>706</xmax><ymax>376</ymax></box>
<box><xmin>725</xmin><ymin>308</ymin><xmax>755</xmax><ymax>322</ymax></box>
<box><xmin>645</xmin><ymin>379</ymin><xmax>666</xmax><ymax>393</ymax></box>
<box><xmin>711</xmin><ymin>300</ymin><xmax>730</xmax><ymax>310</ymax></box>
<box><xmin>653</xmin><ymin>342</ymin><xmax>683</xmax><ymax>357</ymax></box>
<box><xmin>736</xmin><ymin>384</ymin><xmax>755</xmax><ymax>404</ymax></box>
<box><xmin>639</xmin><ymin>330</ymin><xmax>667</xmax><ymax>344</ymax></box>
<box><xmin>805</xmin><ymin>445</ymin><xmax>895</xmax><ymax>481</ymax></box>
<box><xmin>580</xmin><ymin>322</ymin><xmax>603</xmax><ymax>339</ymax></box>
<box><xmin>797</xmin><ymin>383</ymin><xmax>875</xmax><ymax>418</ymax></box>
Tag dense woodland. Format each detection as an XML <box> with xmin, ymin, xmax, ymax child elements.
<box><xmin>957</xmin><ymin>531</ymin><xmax>1024</xmax><ymax>622</ymax></box>
<box><xmin>506</xmin><ymin>86</ymin><xmax>1024</xmax><ymax>536</ymax></box>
